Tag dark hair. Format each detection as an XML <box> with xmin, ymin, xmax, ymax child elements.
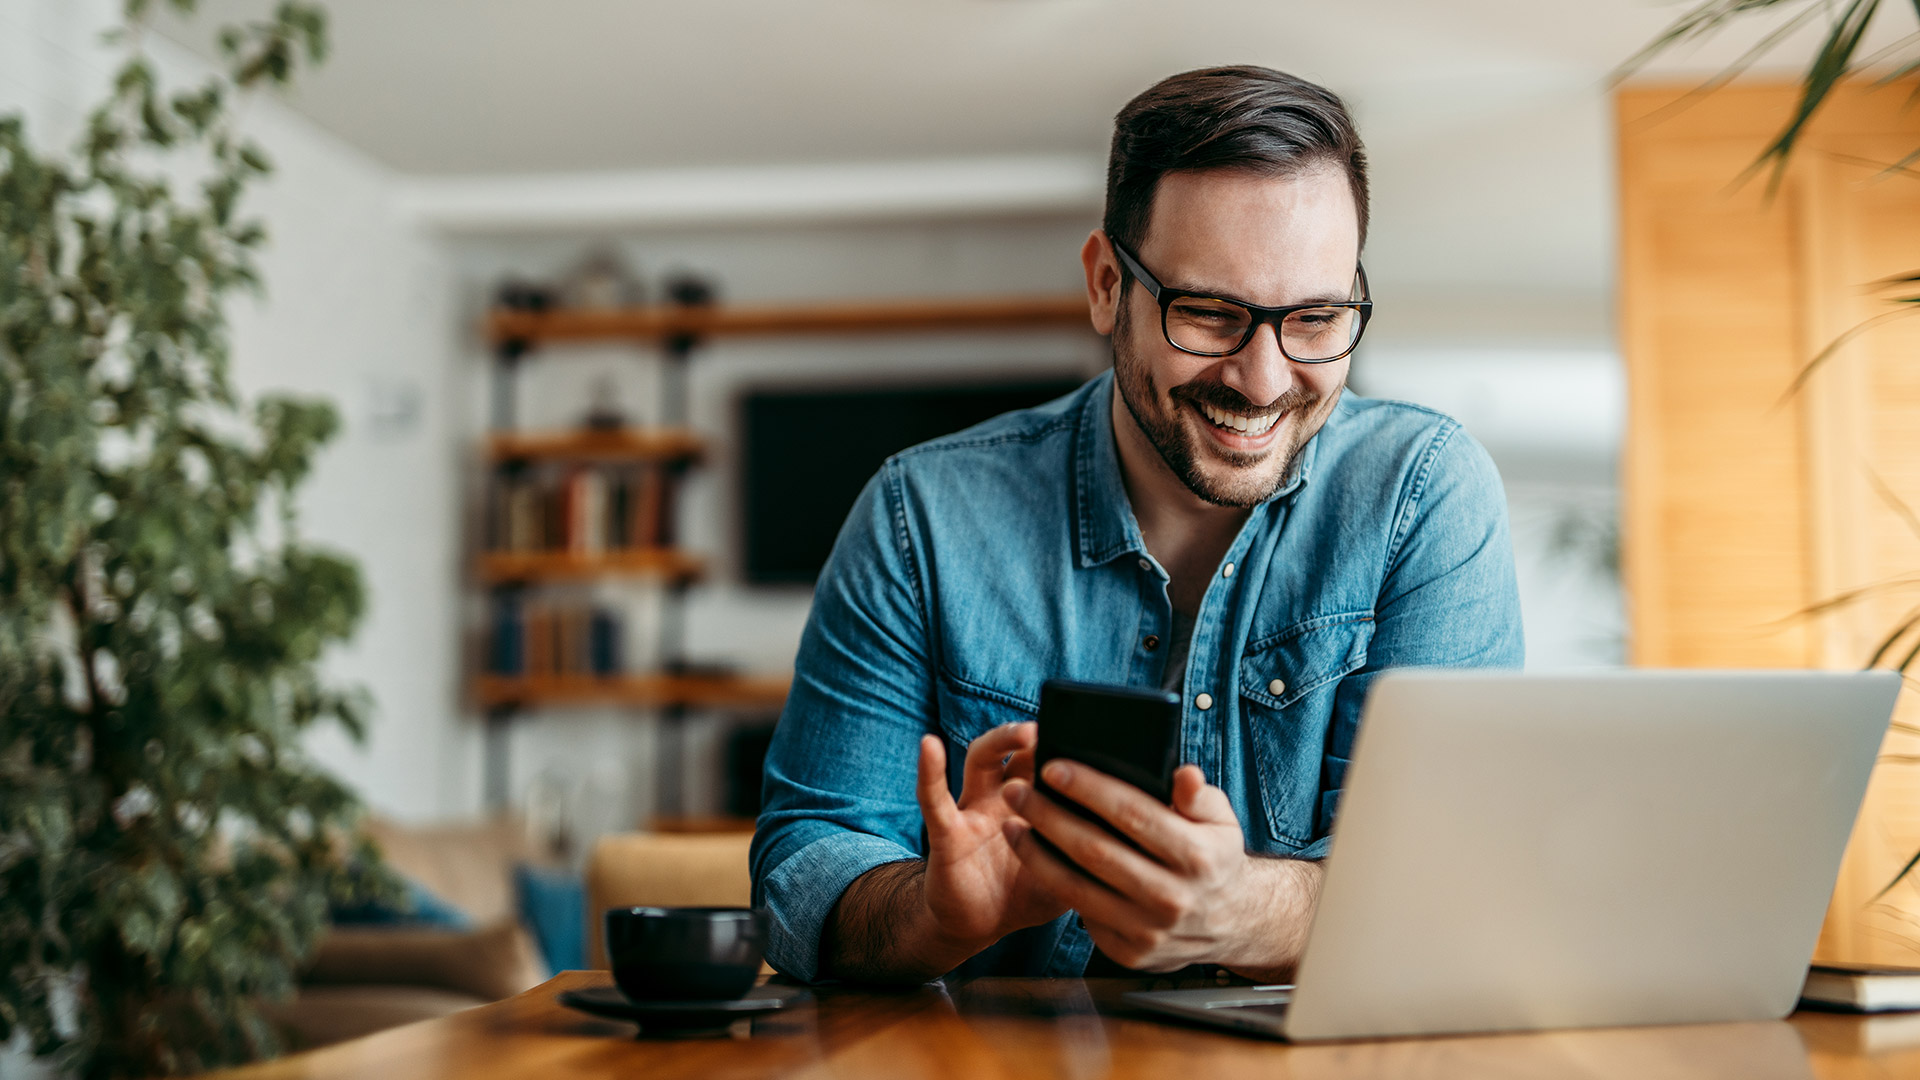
<box><xmin>1103</xmin><ymin>66</ymin><xmax>1369</xmax><ymax>257</ymax></box>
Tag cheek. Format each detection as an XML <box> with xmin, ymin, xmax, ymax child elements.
<box><xmin>1122</xmin><ymin>336</ymin><xmax>1209</xmax><ymax>404</ymax></box>
<box><xmin>1301</xmin><ymin>362</ymin><xmax>1349</xmax><ymax>402</ymax></box>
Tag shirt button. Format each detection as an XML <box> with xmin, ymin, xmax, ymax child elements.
<box><xmin>1195</xmin><ymin>693</ymin><xmax>1214</xmax><ymax>711</ymax></box>
<box><xmin>1269</xmin><ymin>678</ymin><xmax>1287</xmax><ymax>696</ymax></box>
<box><xmin>1143</xmin><ymin>635</ymin><xmax>1160</xmax><ymax>652</ymax></box>
<box><xmin>1222</xmin><ymin>562</ymin><xmax>1236</xmax><ymax>578</ymax></box>
<box><xmin>1137</xmin><ymin>557</ymin><xmax>1152</xmax><ymax>572</ymax></box>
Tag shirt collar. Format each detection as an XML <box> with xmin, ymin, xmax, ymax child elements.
<box><xmin>1072</xmin><ymin>371</ymin><xmax>1325</xmax><ymax>570</ymax></box>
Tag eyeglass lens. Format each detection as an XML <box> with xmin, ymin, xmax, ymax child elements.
<box><xmin>1164</xmin><ymin>297</ymin><xmax>1361</xmax><ymax>360</ymax></box>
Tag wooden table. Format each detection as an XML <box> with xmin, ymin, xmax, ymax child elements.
<box><xmin>212</xmin><ymin>971</ymin><xmax>1920</xmax><ymax>1079</ymax></box>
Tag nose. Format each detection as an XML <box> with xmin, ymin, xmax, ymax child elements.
<box><xmin>1219</xmin><ymin>321</ymin><xmax>1294</xmax><ymax>408</ymax></box>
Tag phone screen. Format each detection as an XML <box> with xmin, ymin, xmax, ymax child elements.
<box><xmin>1035</xmin><ymin>679</ymin><xmax>1182</xmax><ymax>806</ymax></box>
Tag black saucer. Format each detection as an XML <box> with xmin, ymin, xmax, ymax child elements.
<box><xmin>558</xmin><ymin>984</ymin><xmax>809</xmax><ymax>1033</ymax></box>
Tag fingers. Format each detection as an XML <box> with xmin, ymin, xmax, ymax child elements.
<box><xmin>961</xmin><ymin>721</ymin><xmax>1037</xmax><ymax>796</ymax></box>
<box><xmin>917</xmin><ymin>734</ymin><xmax>959</xmax><ymax>834</ymax></box>
<box><xmin>1003</xmin><ymin>780</ymin><xmax>1177</xmax><ymax>902</ymax></box>
<box><xmin>922</xmin><ymin>723</ymin><xmax>1040</xmax><ymax>829</ymax></box>
<box><xmin>1001</xmin><ymin>817</ymin><xmax>1155</xmax><ymax>932</ymax></box>
<box><xmin>1034</xmin><ymin>759</ymin><xmax>1194</xmax><ymax>869</ymax></box>
<box><xmin>1172</xmin><ymin>764</ymin><xmax>1236</xmax><ymax>824</ymax></box>
<box><xmin>1082</xmin><ymin>918</ymin><xmax>1194</xmax><ymax>974</ymax></box>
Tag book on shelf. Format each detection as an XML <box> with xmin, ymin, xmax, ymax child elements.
<box><xmin>488</xmin><ymin>595</ymin><xmax>626</xmax><ymax>679</ymax></box>
<box><xmin>488</xmin><ymin>461</ymin><xmax>682</xmax><ymax>556</ymax></box>
<box><xmin>567</xmin><ymin>469</ymin><xmax>605</xmax><ymax>557</ymax></box>
<box><xmin>489</xmin><ymin>593</ymin><xmax>524</xmax><ymax>675</ymax></box>
<box><xmin>1803</xmin><ymin>963</ymin><xmax>1920</xmax><ymax>1013</ymax></box>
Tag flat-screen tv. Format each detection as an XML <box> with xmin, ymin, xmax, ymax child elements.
<box><xmin>740</xmin><ymin>375</ymin><xmax>1088</xmax><ymax>584</ymax></box>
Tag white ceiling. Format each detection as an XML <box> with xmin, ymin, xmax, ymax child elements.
<box><xmin>147</xmin><ymin>0</ymin><xmax>1912</xmax><ymax>314</ymax></box>
<box><xmin>157</xmin><ymin>0</ymin><xmax>1882</xmax><ymax>177</ymax></box>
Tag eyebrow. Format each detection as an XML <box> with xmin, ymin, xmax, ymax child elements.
<box><xmin>1164</xmin><ymin>279</ymin><xmax>1357</xmax><ymax>308</ymax></box>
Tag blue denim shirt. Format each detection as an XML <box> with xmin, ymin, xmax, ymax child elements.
<box><xmin>752</xmin><ymin>371</ymin><xmax>1524</xmax><ymax>981</ymax></box>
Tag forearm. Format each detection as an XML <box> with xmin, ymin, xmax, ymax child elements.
<box><xmin>819</xmin><ymin>859</ymin><xmax>991</xmax><ymax>984</ymax></box>
<box><xmin>1222</xmin><ymin>857</ymin><xmax>1324</xmax><ymax>982</ymax></box>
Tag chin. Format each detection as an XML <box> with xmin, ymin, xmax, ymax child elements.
<box><xmin>1187</xmin><ymin>463</ymin><xmax>1292</xmax><ymax>507</ymax></box>
<box><xmin>1177</xmin><ymin>417</ymin><xmax>1297</xmax><ymax>506</ymax></box>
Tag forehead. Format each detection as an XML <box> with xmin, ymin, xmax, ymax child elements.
<box><xmin>1138</xmin><ymin>167</ymin><xmax>1360</xmax><ymax>302</ymax></box>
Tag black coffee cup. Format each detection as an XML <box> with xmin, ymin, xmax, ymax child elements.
<box><xmin>604</xmin><ymin>906</ymin><xmax>767</xmax><ymax>1002</ymax></box>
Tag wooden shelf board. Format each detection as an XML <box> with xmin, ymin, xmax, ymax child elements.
<box><xmin>478</xmin><ymin>548</ymin><xmax>706</xmax><ymax>584</ymax></box>
<box><xmin>489</xmin><ymin>427</ymin><xmax>705</xmax><ymax>464</ymax></box>
<box><xmin>649</xmin><ymin>815</ymin><xmax>757</xmax><ymax>834</ymax></box>
<box><xmin>488</xmin><ymin>295</ymin><xmax>1090</xmax><ymax>345</ymax></box>
<box><xmin>474</xmin><ymin>673</ymin><xmax>790</xmax><ymax>709</ymax></box>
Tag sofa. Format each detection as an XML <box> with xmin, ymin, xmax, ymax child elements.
<box><xmin>269</xmin><ymin>818</ymin><xmax>758</xmax><ymax>1049</ymax></box>
<box><xmin>268</xmin><ymin>817</ymin><xmax>549</xmax><ymax>1049</ymax></box>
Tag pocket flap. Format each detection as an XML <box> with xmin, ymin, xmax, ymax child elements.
<box><xmin>1240</xmin><ymin>613</ymin><xmax>1374</xmax><ymax>709</ymax></box>
<box><xmin>934</xmin><ymin>670</ymin><xmax>1039</xmax><ymax>748</ymax></box>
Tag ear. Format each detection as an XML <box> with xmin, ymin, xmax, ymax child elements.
<box><xmin>1081</xmin><ymin>230</ymin><xmax>1123</xmax><ymax>336</ymax></box>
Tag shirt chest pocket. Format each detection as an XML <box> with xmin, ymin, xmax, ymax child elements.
<box><xmin>1239</xmin><ymin>614</ymin><xmax>1374</xmax><ymax>848</ymax></box>
<box><xmin>934</xmin><ymin>672</ymin><xmax>1039</xmax><ymax>792</ymax></box>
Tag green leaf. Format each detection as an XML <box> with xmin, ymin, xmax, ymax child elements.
<box><xmin>1874</xmin><ymin>846</ymin><xmax>1920</xmax><ymax>902</ymax></box>
<box><xmin>1750</xmin><ymin>0</ymin><xmax>1883</xmax><ymax>194</ymax></box>
<box><xmin>1779</xmin><ymin>306</ymin><xmax>1920</xmax><ymax>401</ymax></box>
<box><xmin>237</xmin><ymin>143</ymin><xmax>271</xmax><ymax>175</ymax></box>
<box><xmin>1866</xmin><ymin>607</ymin><xmax>1920</xmax><ymax>668</ymax></box>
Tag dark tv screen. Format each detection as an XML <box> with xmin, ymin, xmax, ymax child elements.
<box><xmin>741</xmin><ymin>376</ymin><xmax>1087</xmax><ymax>584</ymax></box>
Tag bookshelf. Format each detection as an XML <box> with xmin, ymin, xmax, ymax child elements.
<box><xmin>477</xmin><ymin>549</ymin><xmax>706</xmax><ymax>586</ymax></box>
<box><xmin>488</xmin><ymin>427</ymin><xmax>705</xmax><ymax>465</ymax></box>
<box><xmin>486</xmin><ymin>295</ymin><xmax>1091</xmax><ymax>345</ymax></box>
<box><xmin>474</xmin><ymin>672</ymin><xmax>792</xmax><ymax>710</ymax></box>
<box><xmin>475</xmin><ymin>291</ymin><xmax>1092</xmax><ymax>816</ymax></box>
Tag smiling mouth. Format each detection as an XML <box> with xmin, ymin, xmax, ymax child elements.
<box><xmin>1194</xmin><ymin>400</ymin><xmax>1281</xmax><ymax>437</ymax></box>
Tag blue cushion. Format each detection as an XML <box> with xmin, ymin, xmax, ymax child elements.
<box><xmin>513</xmin><ymin>862</ymin><xmax>585</xmax><ymax>974</ymax></box>
<box><xmin>332</xmin><ymin>873</ymin><xmax>474</xmax><ymax>931</ymax></box>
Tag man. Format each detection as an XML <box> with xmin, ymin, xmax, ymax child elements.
<box><xmin>751</xmin><ymin>65</ymin><xmax>1523</xmax><ymax>983</ymax></box>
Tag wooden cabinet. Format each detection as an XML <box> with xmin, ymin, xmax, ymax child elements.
<box><xmin>1619</xmin><ymin>81</ymin><xmax>1920</xmax><ymax>962</ymax></box>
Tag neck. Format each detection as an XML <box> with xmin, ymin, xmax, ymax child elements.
<box><xmin>1109</xmin><ymin>385</ymin><xmax>1252</xmax><ymax>614</ymax></box>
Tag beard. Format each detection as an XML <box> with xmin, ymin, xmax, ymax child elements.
<box><xmin>1112</xmin><ymin>299</ymin><xmax>1336</xmax><ymax>508</ymax></box>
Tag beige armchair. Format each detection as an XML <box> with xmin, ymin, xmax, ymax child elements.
<box><xmin>583</xmin><ymin>830</ymin><xmax>755</xmax><ymax>968</ymax></box>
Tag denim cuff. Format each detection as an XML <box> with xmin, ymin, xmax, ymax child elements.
<box><xmin>760</xmin><ymin>831</ymin><xmax>920</xmax><ymax>983</ymax></box>
<box><xmin>1296</xmin><ymin>835</ymin><xmax>1332</xmax><ymax>860</ymax></box>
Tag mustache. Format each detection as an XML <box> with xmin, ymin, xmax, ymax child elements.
<box><xmin>1169</xmin><ymin>380</ymin><xmax>1320</xmax><ymax>419</ymax></box>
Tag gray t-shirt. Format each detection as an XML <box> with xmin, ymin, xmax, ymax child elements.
<box><xmin>1160</xmin><ymin>609</ymin><xmax>1197</xmax><ymax>693</ymax></box>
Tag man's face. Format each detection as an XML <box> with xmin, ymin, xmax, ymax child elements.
<box><xmin>1108</xmin><ymin>166</ymin><xmax>1360</xmax><ymax>507</ymax></box>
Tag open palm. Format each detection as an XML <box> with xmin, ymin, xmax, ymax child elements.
<box><xmin>916</xmin><ymin>724</ymin><xmax>1068</xmax><ymax>944</ymax></box>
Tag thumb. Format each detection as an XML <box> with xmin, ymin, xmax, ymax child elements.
<box><xmin>917</xmin><ymin>734</ymin><xmax>960</xmax><ymax>835</ymax></box>
<box><xmin>1173</xmin><ymin>764</ymin><xmax>1235</xmax><ymax>824</ymax></box>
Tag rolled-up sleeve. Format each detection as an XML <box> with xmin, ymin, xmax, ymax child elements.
<box><xmin>751</xmin><ymin>460</ymin><xmax>939</xmax><ymax>982</ymax></box>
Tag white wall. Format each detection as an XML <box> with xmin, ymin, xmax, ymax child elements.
<box><xmin>0</xmin><ymin>0</ymin><xmax>474</xmax><ymax>822</ymax></box>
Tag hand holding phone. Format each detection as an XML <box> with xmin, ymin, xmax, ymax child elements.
<box><xmin>1033</xmin><ymin>680</ymin><xmax>1182</xmax><ymax>848</ymax></box>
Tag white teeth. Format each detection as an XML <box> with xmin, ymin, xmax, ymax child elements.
<box><xmin>1198</xmin><ymin>401</ymin><xmax>1279</xmax><ymax>436</ymax></box>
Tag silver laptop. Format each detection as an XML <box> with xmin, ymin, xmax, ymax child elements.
<box><xmin>1126</xmin><ymin>669</ymin><xmax>1898</xmax><ymax>1041</ymax></box>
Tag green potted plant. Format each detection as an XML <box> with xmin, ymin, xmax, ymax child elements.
<box><xmin>0</xmin><ymin>2</ymin><xmax>392</xmax><ymax>1076</ymax></box>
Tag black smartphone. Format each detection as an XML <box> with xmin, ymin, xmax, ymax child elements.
<box><xmin>1031</xmin><ymin>680</ymin><xmax>1182</xmax><ymax>858</ymax></box>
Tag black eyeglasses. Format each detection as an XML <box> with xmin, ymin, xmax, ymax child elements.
<box><xmin>1110</xmin><ymin>238</ymin><xmax>1372</xmax><ymax>363</ymax></box>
